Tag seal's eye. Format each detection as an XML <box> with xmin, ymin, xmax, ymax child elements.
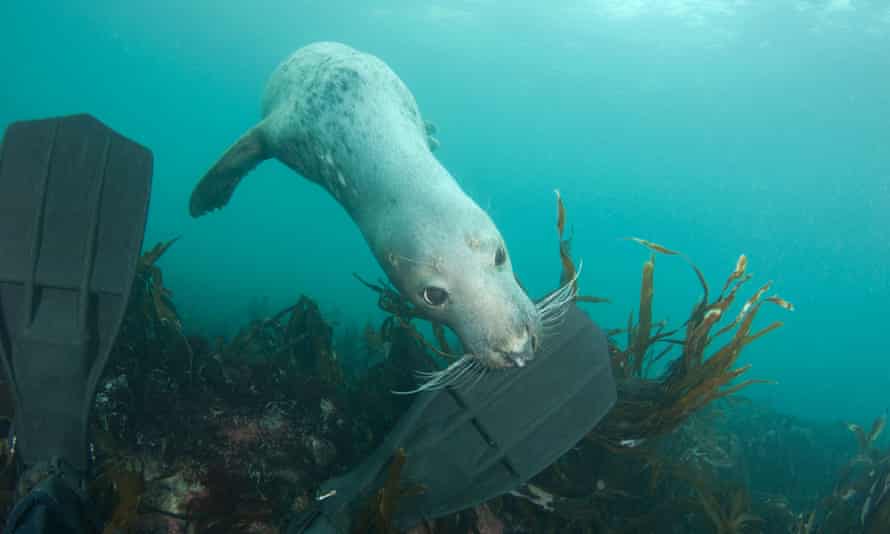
<box><xmin>494</xmin><ymin>246</ymin><xmax>506</xmax><ymax>267</ymax></box>
<box><xmin>422</xmin><ymin>287</ymin><xmax>448</xmax><ymax>307</ymax></box>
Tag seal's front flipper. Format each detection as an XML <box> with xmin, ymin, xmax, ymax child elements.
<box><xmin>0</xmin><ymin>114</ymin><xmax>152</xmax><ymax>474</ymax></box>
<box><xmin>290</xmin><ymin>304</ymin><xmax>616</xmax><ymax>533</ymax></box>
<box><xmin>189</xmin><ymin>124</ymin><xmax>269</xmax><ymax>217</ymax></box>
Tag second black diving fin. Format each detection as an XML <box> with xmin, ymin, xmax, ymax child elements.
<box><xmin>290</xmin><ymin>303</ymin><xmax>616</xmax><ymax>532</ymax></box>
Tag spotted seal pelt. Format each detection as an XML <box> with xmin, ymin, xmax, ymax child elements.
<box><xmin>189</xmin><ymin>41</ymin><xmax>578</xmax><ymax>390</ymax></box>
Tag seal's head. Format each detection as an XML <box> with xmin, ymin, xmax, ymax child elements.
<box><xmin>376</xmin><ymin>198</ymin><xmax>578</xmax><ymax>391</ymax></box>
<box><xmin>396</xmin><ymin>225</ymin><xmax>539</xmax><ymax>369</ymax></box>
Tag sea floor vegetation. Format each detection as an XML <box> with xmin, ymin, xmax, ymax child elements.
<box><xmin>0</xmin><ymin>196</ymin><xmax>886</xmax><ymax>533</ymax></box>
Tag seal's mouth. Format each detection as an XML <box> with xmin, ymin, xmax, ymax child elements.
<box><xmin>394</xmin><ymin>265</ymin><xmax>582</xmax><ymax>395</ymax></box>
<box><xmin>493</xmin><ymin>341</ymin><xmax>538</xmax><ymax>369</ymax></box>
<box><xmin>496</xmin><ymin>351</ymin><xmax>529</xmax><ymax>368</ymax></box>
<box><xmin>487</xmin><ymin>324</ymin><xmax>538</xmax><ymax>369</ymax></box>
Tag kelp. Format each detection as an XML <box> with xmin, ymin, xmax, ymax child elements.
<box><xmin>693</xmin><ymin>482</ymin><xmax>762</xmax><ymax>534</ymax></box>
<box><xmin>556</xmin><ymin>190</ymin><xmax>610</xmax><ymax>304</ymax></box>
<box><xmin>590</xmin><ymin>238</ymin><xmax>793</xmax><ymax>449</ymax></box>
<box><xmin>352</xmin><ymin>448</ymin><xmax>425</xmax><ymax>534</ymax></box>
<box><xmin>133</xmin><ymin>238</ymin><xmax>195</xmax><ymax>385</ymax></box>
<box><xmin>90</xmin><ymin>459</ymin><xmax>146</xmax><ymax>534</ymax></box>
<box><xmin>137</xmin><ymin>238</ymin><xmax>183</xmax><ymax>331</ymax></box>
<box><xmin>786</xmin><ymin>413</ymin><xmax>890</xmax><ymax>533</ymax></box>
<box><xmin>70</xmin><ymin>196</ymin><xmax>816</xmax><ymax>533</ymax></box>
<box><xmin>216</xmin><ymin>295</ymin><xmax>345</xmax><ymax>386</ymax></box>
<box><xmin>353</xmin><ymin>274</ymin><xmax>461</xmax><ymax>363</ymax></box>
<box><xmin>835</xmin><ymin>415</ymin><xmax>889</xmax><ymax>513</ymax></box>
<box><xmin>661</xmin><ymin>462</ymin><xmax>763</xmax><ymax>534</ymax></box>
<box><xmin>555</xmin><ymin>189</ymin><xmax>576</xmax><ymax>287</ymax></box>
<box><xmin>517</xmin><ymin>197</ymin><xmax>795</xmax><ymax>530</ymax></box>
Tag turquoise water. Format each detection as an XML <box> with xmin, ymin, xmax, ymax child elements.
<box><xmin>2</xmin><ymin>1</ymin><xmax>888</xmax><ymax>423</ymax></box>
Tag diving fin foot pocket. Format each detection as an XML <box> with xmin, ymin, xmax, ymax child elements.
<box><xmin>0</xmin><ymin>114</ymin><xmax>152</xmax><ymax>473</ymax></box>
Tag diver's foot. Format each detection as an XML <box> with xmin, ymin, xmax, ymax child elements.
<box><xmin>14</xmin><ymin>457</ymin><xmax>87</xmax><ymax>502</ymax></box>
<box><xmin>3</xmin><ymin>457</ymin><xmax>99</xmax><ymax>534</ymax></box>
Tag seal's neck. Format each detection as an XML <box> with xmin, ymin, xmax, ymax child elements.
<box><xmin>345</xmin><ymin>141</ymin><xmax>461</xmax><ymax>223</ymax></box>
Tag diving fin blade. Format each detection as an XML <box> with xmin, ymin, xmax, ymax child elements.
<box><xmin>0</xmin><ymin>114</ymin><xmax>152</xmax><ymax>472</ymax></box>
<box><xmin>292</xmin><ymin>304</ymin><xmax>616</xmax><ymax>532</ymax></box>
<box><xmin>393</xmin><ymin>304</ymin><xmax>616</xmax><ymax>526</ymax></box>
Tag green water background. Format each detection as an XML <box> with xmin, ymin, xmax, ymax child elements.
<box><xmin>1</xmin><ymin>0</ymin><xmax>888</xmax><ymax>423</ymax></box>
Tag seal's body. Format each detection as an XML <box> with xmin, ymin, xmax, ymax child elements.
<box><xmin>190</xmin><ymin>42</ymin><xmax>553</xmax><ymax>377</ymax></box>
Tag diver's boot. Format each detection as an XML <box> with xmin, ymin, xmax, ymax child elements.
<box><xmin>4</xmin><ymin>457</ymin><xmax>98</xmax><ymax>533</ymax></box>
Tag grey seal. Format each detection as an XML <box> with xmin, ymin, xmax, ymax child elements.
<box><xmin>189</xmin><ymin>42</ymin><xmax>577</xmax><ymax>389</ymax></box>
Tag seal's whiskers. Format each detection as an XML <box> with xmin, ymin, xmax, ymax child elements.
<box><xmin>537</xmin><ymin>261</ymin><xmax>583</xmax><ymax>344</ymax></box>
<box><xmin>394</xmin><ymin>354</ymin><xmax>485</xmax><ymax>394</ymax></box>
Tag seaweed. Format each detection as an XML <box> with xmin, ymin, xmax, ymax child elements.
<box><xmin>590</xmin><ymin>238</ymin><xmax>793</xmax><ymax>450</ymax></box>
<box><xmin>556</xmin><ymin>190</ymin><xmax>609</xmax><ymax>304</ymax></box>
<box><xmin>352</xmin><ymin>448</ymin><xmax>425</xmax><ymax>534</ymax></box>
<box><xmin>353</xmin><ymin>274</ymin><xmax>461</xmax><ymax>364</ymax></box>
<box><xmin>0</xmin><ymin>198</ymin><xmax>831</xmax><ymax>533</ymax></box>
<box><xmin>87</xmin><ymin>456</ymin><xmax>150</xmax><ymax>534</ymax></box>
<box><xmin>696</xmin><ymin>484</ymin><xmax>762</xmax><ymax>534</ymax></box>
<box><xmin>137</xmin><ymin>238</ymin><xmax>184</xmax><ymax>332</ymax></box>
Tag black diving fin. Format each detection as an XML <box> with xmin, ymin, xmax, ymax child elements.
<box><xmin>289</xmin><ymin>303</ymin><xmax>617</xmax><ymax>532</ymax></box>
<box><xmin>0</xmin><ymin>114</ymin><xmax>152</xmax><ymax>474</ymax></box>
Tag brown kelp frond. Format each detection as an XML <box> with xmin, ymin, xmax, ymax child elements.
<box><xmin>139</xmin><ymin>236</ymin><xmax>181</xmax><ymax>269</ymax></box>
<box><xmin>625</xmin><ymin>236</ymin><xmax>711</xmax><ymax>312</ymax></box>
<box><xmin>719</xmin><ymin>254</ymin><xmax>748</xmax><ymax>298</ymax></box>
<box><xmin>431</xmin><ymin>322</ymin><xmax>455</xmax><ymax>356</ymax></box>
<box><xmin>218</xmin><ymin>295</ymin><xmax>345</xmax><ymax>385</ymax></box>
<box><xmin>354</xmin><ymin>449</ymin><xmax>425</xmax><ymax>534</ymax></box>
<box><xmin>89</xmin><ymin>458</ymin><xmax>146</xmax><ymax>533</ymax></box>
<box><xmin>555</xmin><ymin>189</ymin><xmax>577</xmax><ymax>288</ymax></box>
<box><xmin>354</xmin><ymin>273</ymin><xmax>421</xmax><ymax>322</ymax></box>
<box><xmin>669</xmin><ymin>466</ymin><xmax>762</xmax><ymax>534</ymax></box>
<box><xmin>591</xmin><ymin>244</ymin><xmax>792</xmax><ymax>449</ymax></box>
<box><xmin>355</xmin><ymin>273</ymin><xmax>467</xmax><ymax>393</ymax></box>
<box><xmin>765</xmin><ymin>295</ymin><xmax>796</xmax><ymax>311</ymax></box>
<box><xmin>353</xmin><ymin>273</ymin><xmax>460</xmax><ymax>362</ymax></box>
<box><xmin>138</xmin><ymin>238</ymin><xmax>183</xmax><ymax>330</ymax></box>
<box><xmin>133</xmin><ymin>238</ymin><xmax>195</xmax><ymax>385</ymax></box>
<box><xmin>554</xmin><ymin>191</ymin><xmax>609</xmax><ymax>305</ymax></box>
<box><xmin>695</xmin><ymin>485</ymin><xmax>762</xmax><ymax>534</ymax></box>
<box><xmin>630</xmin><ymin>256</ymin><xmax>655</xmax><ymax>377</ymax></box>
<box><xmin>625</xmin><ymin>237</ymin><xmax>681</xmax><ymax>256</ymax></box>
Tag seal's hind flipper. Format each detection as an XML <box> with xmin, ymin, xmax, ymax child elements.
<box><xmin>289</xmin><ymin>304</ymin><xmax>616</xmax><ymax>533</ymax></box>
<box><xmin>0</xmin><ymin>114</ymin><xmax>152</xmax><ymax>473</ymax></box>
<box><xmin>189</xmin><ymin>123</ymin><xmax>269</xmax><ymax>217</ymax></box>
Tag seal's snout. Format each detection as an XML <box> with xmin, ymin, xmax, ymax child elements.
<box><xmin>496</xmin><ymin>324</ymin><xmax>539</xmax><ymax>369</ymax></box>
